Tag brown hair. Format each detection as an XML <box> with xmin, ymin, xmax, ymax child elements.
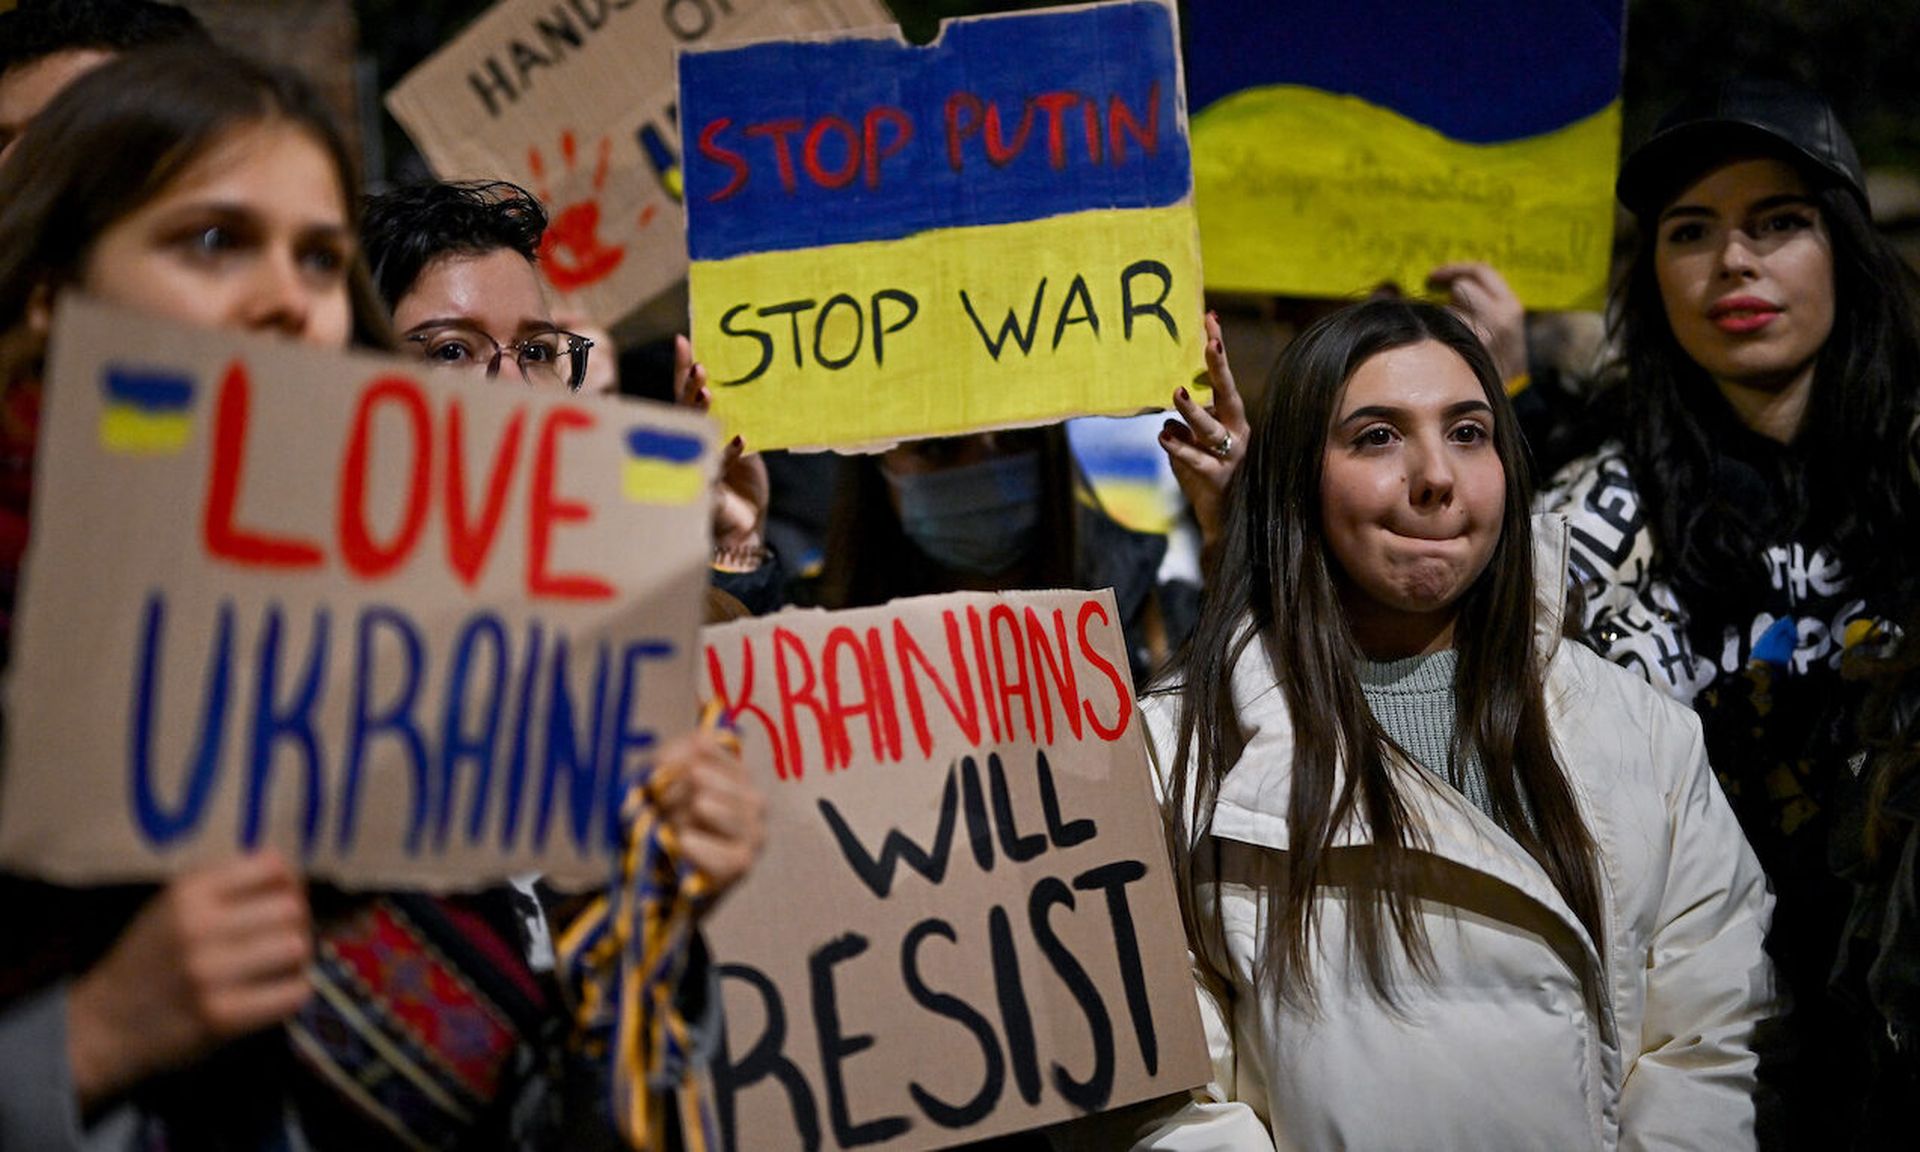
<box><xmin>0</xmin><ymin>43</ymin><xmax>390</xmax><ymax>358</ymax></box>
<box><xmin>1158</xmin><ymin>298</ymin><xmax>1604</xmax><ymax>1003</ymax></box>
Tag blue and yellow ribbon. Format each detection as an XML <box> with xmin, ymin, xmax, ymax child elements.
<box><xmin>559</xmin><ymin>702</ymin><xmax>731</xmax><ymax>1151</ymax></box>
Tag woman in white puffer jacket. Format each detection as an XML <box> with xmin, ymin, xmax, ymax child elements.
<box><xmin>1072</xmin><ymin>299</ymin><xmax>1778</xmax><ymax>1151</ymax></box>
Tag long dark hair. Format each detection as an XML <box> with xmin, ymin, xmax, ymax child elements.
<box><xmin>0</xmin><ymin>43</ymin><xmax>390</xmax><ymax>353</ymax></box>
<box><xmin>1161</xmin><ymin>299</ymin><xmax>1604</xmax><ymax>1003</ymax></box>
<box><xmin>1609</xmin><ymin>179</ymin><xmax>1920</xmax><ymax>644</ymax></box>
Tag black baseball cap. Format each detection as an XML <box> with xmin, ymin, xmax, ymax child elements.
<box><xmin>1616</xmin><ymin>78</ymin><xmax>1867</xmax><ymax>219</ymax></box>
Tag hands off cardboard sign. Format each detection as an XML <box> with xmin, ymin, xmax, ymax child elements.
<box><xmin>0</xmin><ymin>299</ymin><xmax>715</xmax><ymax>890</ymax></box>
<box><xmin>387</xmin><ymin>0</ymin><xmax>893</xmax><ymax>328</ymax></box>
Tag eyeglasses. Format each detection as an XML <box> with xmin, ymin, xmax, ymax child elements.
<box><xmin>404</xmin><ymin>323</ymin><xmax>594</xmax><ymax>390</ymax></box>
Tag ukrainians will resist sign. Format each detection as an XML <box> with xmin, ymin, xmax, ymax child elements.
<box><xmin>681</xmin><ymin>0</ymin><xmax>1207</xmax><ymax>451</ymax></box>
<box><xmin>0</xmin><ymin>300</ymin><xmax>714</xmax><ymax>891</ymax></box>
<box><xmin>1188</xmin><ymin>0</ymin><xmax>1625</xmax><ymax>309</ymax></box>
<box><xmin>699</xmin><ymin>590</ymin><xmax>1209</xmax><ymax>1149</ymax></box>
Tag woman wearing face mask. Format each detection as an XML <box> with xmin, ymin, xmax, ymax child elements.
<box><xmin>1067</xmin><ymin>299</ymin><xmax>1775</xmax><ymax>1151</ymax></box>
<box><xmin>817</xmin><ymin>320</ymin><xmax>1237</xmax><ymax>685</ymax></box>
<box><xmin>0</xmin><ymin>45</ymin><xmax>762</xmax><ymax>1151</ymax></box>
<box><xmin>1538</xmin><ymin>79</ymin><xmax>1920</xmax><ymax>1143</ymax></box>
<box><xmin>819</xmin><ymin>423</ymin><xmax>1194</xmax><ymax>685</ymax></box>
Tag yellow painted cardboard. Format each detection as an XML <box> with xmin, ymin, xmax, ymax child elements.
<box><xmin>693</xmin><ymin>206</ymin><xmax>1207</xmax><ymax>451</ymax></box>
<box><xmin>1194</xmin><ymin>86</ymin><xmax>1621</xmax><ymax>310</ymax></box>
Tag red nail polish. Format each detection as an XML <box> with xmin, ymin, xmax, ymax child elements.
<box><xmin>1177</xmin><ymin>386</ymin><xmax>1190</xmax><ymax>402</ymax></box>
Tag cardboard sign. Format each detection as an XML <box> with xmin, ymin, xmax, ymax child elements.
<box><xmin>699</xmin><ymin>590</ymin><xmax>1209</xmax><ymax>1150</ymax></box>
<box><xmin>681</xmin><ymin>0</ymin><xmax>1207</xmax><ymax>452</ymax></box>
<box><xmin>386</xmin><ymin>0</ymin><xmax>892</xmax><ymax>328</ymax></box>
<box><xmin>1189</xmin><ymin>0</ymin><xmax>1625</xmax><ymax>310</ymax></box>
<box><xmin>0</xmin><ymin>299</ymin><xmax>715</xmax><ymax>891</ymax></box>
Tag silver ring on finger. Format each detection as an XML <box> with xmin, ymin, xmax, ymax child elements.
<box><xmin>1209</xmin><ymin>432</ymin><xmax>1233</xmax><ymax>459</ymax></box>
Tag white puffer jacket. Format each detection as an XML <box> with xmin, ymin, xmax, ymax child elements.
<box><xmin>1079</xmin><ymin>516</ymin><xmax>1778</xmax><ymax>1151</ymax></box>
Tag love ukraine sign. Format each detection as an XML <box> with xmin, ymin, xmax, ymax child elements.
<box><xmin>0</xmin><ymin>299</ymin><xmax>716</xmax><ymax>890</ymax></box>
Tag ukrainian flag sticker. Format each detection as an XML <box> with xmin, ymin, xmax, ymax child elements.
<box><xmin>99</xmin><ymin>366</ymin><xmax>195</xmax><ymax>454</ymax></box>
<box><xmin>622</xmin><ymin>427</ymin><xmax>706</xmax><ymax>505</ymax></box>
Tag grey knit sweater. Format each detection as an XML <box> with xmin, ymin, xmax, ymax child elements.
<box><xmin>1357</xmin><ymin>649</ymin><xmax>1500</xmax><ymax>824</ymax></box>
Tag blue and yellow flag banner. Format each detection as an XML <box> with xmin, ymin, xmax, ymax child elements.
<box><xmin>99</xmin><ymin>367</ymin><xmax>196</xmax><ymax>455</ymax></box>
<box><xmin>680</xmin><ymin>0</ymin><xmax>1206</xmax><ymax>452</ymax></box>
<box><xmin>1188</xmin><ymin>0</ymin><xmax>1625</xmax><ymax>310</ymax></box>
<box><xmin>622</xmin><ymin>426</ymin><xmax>707</xmax><ymax>506</ymax></box>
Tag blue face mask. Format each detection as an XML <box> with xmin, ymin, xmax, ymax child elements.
<box><xmin>886</xmin><ymin>450</ymin><xmax>1041</xmax><ymax>576</ymax></box>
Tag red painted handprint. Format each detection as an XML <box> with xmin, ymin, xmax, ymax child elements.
<box><xmin>527</xmin><ymin>131</ymin><xmax>626</xmax><ymax>293</ymax></box>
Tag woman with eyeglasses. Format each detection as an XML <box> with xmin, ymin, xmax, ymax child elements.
<box><xmin>361</xmin><ymin>180</ymin><xmax>595</xmax><ymax>392</ymax></box>
<box><xmin>363</xmin><ymin>179</ymin><xmax>780</xmax><ymax>618</ymax></box>
<box><xmin>0</xmin><ymin>47</ymin><xmax>762</xmax><ymax>1150</ymax></box>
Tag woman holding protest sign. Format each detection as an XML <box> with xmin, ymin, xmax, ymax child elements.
<box><xmin>816</xmin><ymin>313</ymin><xmax>1239</xmax><ymax>687</ymax></box>
<box><xmin>0</xmin><ymin>44</ymin><xmax>763</xmax><ymax>1151</ymax></box>
<box><xmin>1537</xmin><ymin>79</ymin><xmax>1920</xmax><ymax>1143</ymax></box>
<box><xmin>1072</xmin><ymin>299</ymin><xmax>1776</xmax><ymax>1149</ymax></box>
<box><xmin>819</xmin><ymin>425</ymin><xmax>1189</xmax><ymax>686</ymax></box>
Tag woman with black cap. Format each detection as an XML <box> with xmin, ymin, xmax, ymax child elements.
<box><xmin>1540</xmin><ymin>78</ymin><xmax>1920</xmax><ymax>1145</ymax></box>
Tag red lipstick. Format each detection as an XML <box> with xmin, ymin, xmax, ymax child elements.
<box><xmin>1708</xmin><ymin>295</ymin><xmax>1781</xmax><ymax>334</ymax></box>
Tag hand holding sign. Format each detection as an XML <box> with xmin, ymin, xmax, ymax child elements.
<box><xmin>1427</xmin><ymin>261</ymin><xmax>1529</xmax><ymax>384</ymax></box>
<box><xmin>1158</xmin><ymin>311</ymin><xmax>1247</xmax><ymax>555</ymax></box>
<box><xmin>650</xmin><ymin>726</ymin><xmax>766</xmax><ymax>910</ymax></box>
<box><xmin>66</xmin><ymin>852</ymin><xmax>313</xmax><ymax>1109</ymax></box>
<box><xmin>674</xmin><ymin>333</ymin><xmax>769</xmax><ymax>567</ymax></box>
